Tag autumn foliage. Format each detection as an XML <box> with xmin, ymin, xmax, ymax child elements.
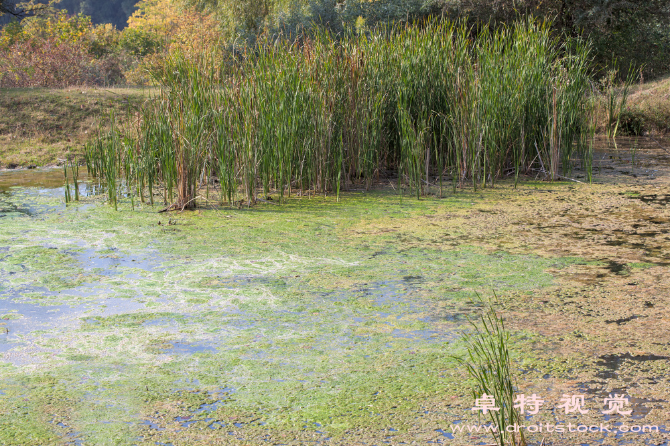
<box><xmin>0</xmin><ymin>10</ymin><xmax>126</xmax><ymax>87</ymax></box>
<box><xmin>0</xmin><ymin>0</ymin><xmax>223</xmax><ymax>87</ymax></box>
<box><xmin>122</xmin><ymin>0</ymin><xmax>221</xmax><ymax>85</ymax></box>
<box><xmin>1</xmin><ymin>0</ymin><xmax>668</xmax><ymax>88</ymax></box>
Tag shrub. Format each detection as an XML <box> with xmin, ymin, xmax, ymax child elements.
<box><xmin>618</xmin><ymin>109</ymin><xmax>646</xmax><ymax>136</ymax></box>
<box><xmin>119</xmin><ymin>26</ymin><xmax>161</xmax><ymax>56</ymax></box>
<box><xmin>0</xmin><ymin>37</ymin><xmax>99</xmax><ymax>87</ymax></box>
<box><xmin>0</xmin><ymin>8</ymin><xmax>129</xmax><ymax>86</ymax></box>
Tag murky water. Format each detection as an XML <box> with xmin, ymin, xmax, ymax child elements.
<box><xmin>0</xmin><ymin>167</ymin><xmax>98</xmax><ymax>217</ymax></box>
<box><xmin>592</xmin><ymin>136</ymin><xmax>670</xmax><ymax>180</ymax></box>
<box><xmin>1</xmin><ymin>138</ymin><xmax>669</xmax><ymax>445</ymax></box>
<box><xmin>0</xmin><ymin>168</ymin><xmax>470</xmax><ymax>444</ymax></box>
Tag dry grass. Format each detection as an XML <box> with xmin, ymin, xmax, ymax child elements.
<box><xmin>615</xmin><ymin>75</ymin><xmax>670</xmax><ymax>135</ymax></box>
<box><xmin>0</xmin><ymin>87</ymin><xmax>150</xmax><ymax>168</ymax></box>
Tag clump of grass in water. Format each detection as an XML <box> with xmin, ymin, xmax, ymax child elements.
<box><xmin>85</xmin><ymin>19</ymin><xmax>594</xmax><ymax>210</ymax></box>
<box><xmin>63</xmin><ymin>163</ymin><xmax>71</xmax><ymax>204</ymax></box>
<box><xmin>71</xmin><ymin>158</ymin><xmax>79</xmax><ymax>202</ymax></box>
<box><xmin>457</xmin><ymin>294</ymin><xmax>526</xmax><ymax>446</ymax></box>
<box><xmin>605</xmin><ymin>65</ymin><xmax>637</xmax><ymax>140</ymax></box>
<box><xmin>63</xmin><ymin>157</ymin><xmax>79</xmax><ymax>204</ymax></box>
<box><xmin>86</xmin><ymin>113</ymin><xmax>122</xmax><ymax>210</ymax></box>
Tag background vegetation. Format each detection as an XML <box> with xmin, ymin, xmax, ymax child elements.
<box><xmin>1</xmin><ymin>0</ymin><xmax>669</xmax><ymax>171</ymax></box>
<box><xmin>1</xmin><ymin>0</ymin><xmax>669</xmax><ymax>86</ymax></box>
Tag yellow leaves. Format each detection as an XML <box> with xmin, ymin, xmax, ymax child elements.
<box><xmin>9</xmin><ymin>9</ymin><xmax>93</xmax><ymax>48</ymax></box>
<box><xmin>127</xmin><ymin>0</ymin><xmax>182</xmax><ymax>36</ymax></box>
<box><xmin>125</xmin><ymin>0</ymin><xmax>222</xmax><ymax>65</ymax></box>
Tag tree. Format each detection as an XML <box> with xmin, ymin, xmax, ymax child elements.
<box><xmin>441</xmin><ymin>0</ymin><xmax>670</xmax><ymax>79</ymax></box>
<box><xmin>1</xmin><ymin>0</ymin><xmax>57</xmax><ymax>21</ymax></box>
<box><xmin>1</xmin><ymin>0</ymin><xmax>22</xmax><ymax>16</ymax></box>
<box><xmin>1</xmin><ymin>0</ymin><xmax>142</xmax><ymax>28</ymax></box>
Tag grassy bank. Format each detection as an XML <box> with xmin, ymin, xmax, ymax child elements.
<box><xmin>617</xmin><ymin>75</ymin><xmax>670</xmax><ymax>136</ymax></box>
<box><xmin>592</xmin><ymin>74</ymin><xmax>670</xmax><ymax>137</ymax></box>
<box><xmin>0</xmin><ymin>87</ymin><xmax>149</xmax><ymax>168</ymax></box>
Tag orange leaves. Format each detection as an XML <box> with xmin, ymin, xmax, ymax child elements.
<box><xmin>0</xmin><ymin>37</ymin><xmax>100</xmax><ymax>87</ymax></box>
<box><xmin>0</xmin><ymin>7</ymin><xmax>125</xmax><ymax>87</ymax></box>
<box><xmin>123</xmin><ymin>0</ymin><xmax>223</xmax><ymax>83</ymax></box>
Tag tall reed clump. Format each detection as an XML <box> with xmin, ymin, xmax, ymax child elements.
<box><xmin>457</xmin><ymin>294</ymin><xmax>526</xmax><ymax>446</ymax></box>
<box><xmin>64</xmin><ymin>158</ymin><xmax>80</xmax><ymax>204</ymax></box>
<box><xmin>85</xmin><ymin>113</ymin><xmax>122</xmax><ymax>210</ymax></box>
<box><xmin>604</xmin><ymin>66</ymin><xmax>636</xmax><ymax>140</ymax></box>
<box><xmin>85</xmin><ymin>18</ymin><xmax>594</xmax><ymax>210</ymax></box>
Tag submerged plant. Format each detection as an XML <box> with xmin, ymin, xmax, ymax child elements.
<box><xmin>456</xmin><ymin>294</ymin><xmax>526</xmax><ymax>446</ymax></box>
<box><xmin>63</xmin><ymin>163</ymin><xmax>71</xmax><ymax>204</ymax></box>
<box><xmin>64</xmin><ymin>158</ymin><xmax>80</xmax><ymax>204</ymax></box>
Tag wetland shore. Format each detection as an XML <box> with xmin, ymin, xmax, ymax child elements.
<box><xmin>0</xmin><ymin>136</ymin><xmax>669</xmax><ymax>444</ymax></box>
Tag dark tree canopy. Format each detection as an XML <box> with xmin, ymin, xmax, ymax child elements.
<box><xmin>57</xmin><ymin>0</ymin><xmax>141</xmax><ymax>28</ymax></box>
<box><xmin>1</xmin><ymin>0</ymin><xmax>141</xmax><ymax>28</ymax></box>
<box><xmin>443</xmin><ymin>0</ymin><xmax>670</xmax><ymax>78</ymax></box>
<box><xmin>1</xmin><ymin>0</ymin><xmax>21</xmax><ymax>16</ymax></box>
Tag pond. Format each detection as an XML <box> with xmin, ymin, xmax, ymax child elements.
<box><xmin>0</xmin><ymin>136</ymin><xmax>669</xmax><ymax>445</ymax></box>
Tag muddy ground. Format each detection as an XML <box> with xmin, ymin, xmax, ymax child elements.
<box><xmin>0</xmin><ymin>136</ymin><xmax>668</xmax><ymax>445</ymax></box>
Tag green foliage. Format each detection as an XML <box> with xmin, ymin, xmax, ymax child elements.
<box><xmin>456</xmin><ymin>294</ymin><xmax>526</xmax><ymax>446</ymax></box>
<box><xmin>119</xmin><ymin>26</ymin><xmax>160</xmax><ymax>56</ymax></box>
<box><xmin>442</xmin><ymin>0</ymin><xmax>670</xmax><ymax>80</ymax></box>
<box><xmin>19</xmin><ymin>8</ymin><xmax>92</xmax><ymax>42</ymax></box>
<box><xmin>617</xmin><ymin>109</ymin><xmax>646</xmax><ymax>137</ymax></box>
<box><xmin>85</xmin><ymin>19</ymin><xmax>594</xmax><ymax>210</ymax></box>
<box><xmin>566</xmin><ymin>0</ymin><xmax>669</xmax><ymax>79</ymax></box>
<box><xmin>88</xmin><ymin>22</ymin><xmax>122</xmax><ymax>57</ymax></box>
<box><xmin>339</xmin><ymin>0</ymin><xmax>438</xmax><ymax>29</ymax></box>
<box><xmin>63</xmin><ymin>157</ymin><xmax>79</xmax><ymax>203</ymax></box>
<box><xmin>183</xmin><ymin>0</ymin><xmax>273</xmax><ymax>42</ymax></box>
<box><xmin>0</xmin><ymin>17</ymin><xmax>21</xmax><ymax>44</ymax></box>
<box><xmin>181</xmin><ymin>0</ymin><xmax>440</xmax><ymax>44</ymax></box>
<box><xmin>603</xmin><ymin>66</ymin><xmax>636</xmax><ymax>139</ymax></box>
